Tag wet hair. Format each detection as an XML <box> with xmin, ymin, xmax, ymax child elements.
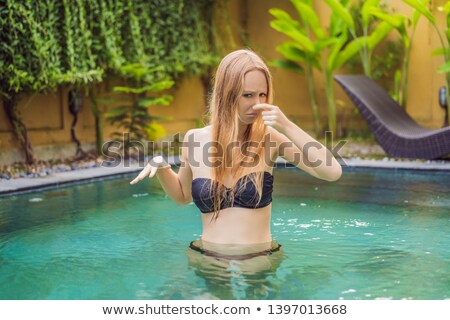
<box><xmin>207</xmin><ymin>49</ymin><xmax>273</xmax><ymax>220</ymax></box>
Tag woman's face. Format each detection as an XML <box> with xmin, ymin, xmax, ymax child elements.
<box><xmin>237</xmin><ymin>70</ymin><xmax>268</xmax><ymax>125</ymax></box>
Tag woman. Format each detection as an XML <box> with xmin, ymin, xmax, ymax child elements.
<box><xmin>130</xmin><ymin>49</ymin><xmax>341</xmax><ymax>262</ymax></box>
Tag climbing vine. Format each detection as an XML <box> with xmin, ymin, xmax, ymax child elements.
<box><xmin>0</xmin><ymin>0</ymin><xmax>221</xmax><ymax>163</ymax></box>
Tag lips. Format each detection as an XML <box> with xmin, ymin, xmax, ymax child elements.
<box><xmin>247</xmin><ymin>113</ymin><xmax>258</xmax><ymax>117</ymax></box>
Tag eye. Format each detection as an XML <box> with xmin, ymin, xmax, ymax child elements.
<box><xmin>260</xmin><ymin>93</ymin><xmax>267</xmax><ymax>97</ymax></box>
<box><xmin>243</xmin><ymin>93</ymin><xmax>253</xmax><ymax>98</ymax></box>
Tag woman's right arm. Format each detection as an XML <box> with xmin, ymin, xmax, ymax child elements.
<box><xmin>130</xmin><ymin>130</ymin><xmax>193</xmax><ymax>205</ymax></box>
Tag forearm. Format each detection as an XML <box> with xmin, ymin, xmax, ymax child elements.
<box><xmin>283</xmin><ymin>121</ymin><xmax>342</xmax><ymax>181</ymax></box>
<box><xmin>155</xmin><ymin>167</ymin><xmax>189</xmax><ymax>204</ymax></box>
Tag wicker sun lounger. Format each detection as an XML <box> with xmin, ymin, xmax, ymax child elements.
<box><xmin>334</xmin><ymin>75</ymin><xmax>450</xmax><ymax>160</ymax></box>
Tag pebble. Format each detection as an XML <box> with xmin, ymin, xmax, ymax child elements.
<box><xmin>0</xmin><ymin>156</ymin><xmax>102</xmax><ymax>181</ymax></box>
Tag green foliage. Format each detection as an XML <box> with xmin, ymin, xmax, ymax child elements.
<box><xmin>269</xmin><ymin>0</ymin><xmax>415</xmax><ymax>136</ymax></box>
<box><xmin>104</xmin><ymin>63</ymin><xmax>174</xmax><ymax>157</ymax></box>
<box><xmin>270</xmin><ymin>0</ymin><xmax>385</xmax><ymax>136</ymax></box>
<box><xmin>346</xmin><ymin>1</ymin><xmax>404</xmax><ymax>92</ymax></box>
<box><xmin>269</xmin><ymin>2</ymin><xmax>322</xmax><ymax>137</ymax></box>
<box><xmin>0</xmin><ymin>0</ymin><xmax>218</xmax><ymax>161</ymax></box>
<box><xmin>365</xmin><ymin>0</ymin><xmax>429</xmax><ymax>108</ymax></box>
<box><xmin>146</xmin><ymin>122</ymin><xmax>167</xmax><ymax>142</ymax></box>
<box><xmin>0</xmin><ymin>0</ymin><xmax>217</xmax><ymax>96</ymax></box>
<box><xmin>416</xmin><ymin>0</ymin><xmax>450</xmax><ymax>125</ymax></box>
<box><xmin>338</xmin><ymin>1</ymin><xmax>399</xmax><ymax>78</ymax></box>
<box><xmin>0</xmin><ymin>1</ymin><xmax>62</xmax><ymax>96</ymax></box>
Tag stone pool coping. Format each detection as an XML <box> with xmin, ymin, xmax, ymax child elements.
<box><xmin>0</xmin><ymin>156</ymin><xmax>449</xmax><ymax>195</ymax></box>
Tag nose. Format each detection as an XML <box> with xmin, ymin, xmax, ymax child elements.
<box><xmin>252</xmin><ymin>95</ymin><xmax>264</xmax><ymax>105</ymax></box>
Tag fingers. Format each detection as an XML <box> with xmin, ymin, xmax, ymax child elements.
<box><xmin>263</xmin><ymin>115</ymin><xmax>277</xmax><ymax>127</ymax></box>
<box><xmin>252</xmin><ymin>104</ymin><xmax>275</xmax><ymax>111</ymax></box>
<box><xmin>148</xmin><ymin>165</ymin><xmax>158</xmax><ymax>179</ymax></box>
<box><xmin>262</xmin><ymin>115</ymin><xmax>277</xmax><ymax>121</ymax></box>
<box><xmin>263</xmin><ymin>120</ymin><xmax>276</xmax><ymax>127</ymax></box>
<box><xmin>258</xmin><ymin>106</ymin><xmax>278</xmax><ymax>127</ymax></box>
<box><xmin>129</xmin><ymin>164</ymin><xmax>152</xmax><ymax>185</ymax></box>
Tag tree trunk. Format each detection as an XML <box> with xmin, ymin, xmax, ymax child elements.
<box><xmin>68</xmin><ymin>90</ymin><xmax>87</xmax><ymax>158</ymax></box>
<box><xmin>3</xmin><ymin>96</ymin><xmax>36</xmax><ymax>165</ymax></box>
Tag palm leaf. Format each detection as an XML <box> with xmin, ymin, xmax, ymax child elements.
<box><xmin>270</xmin><ymin>20</ymin><xmax>315</xmax><ymax>52</ymax></box>
<box><xmin>269</xmin><ymin>59</ymin><xmax>304</xmax><ymax>74</ymax></box>
<box><xmin>323</xmin><ymin>0</ymin><xmax>355</xmax><ymax>31</ymax></box>
<box><xmin>290</xmin><ymin>0</ymin><xmax>326</xmax><ymax>39</ymax></box>
<box><xmin>403</xmin><ymin>0</ymin><xmax>435</xmax><ymax>24</ymax></box>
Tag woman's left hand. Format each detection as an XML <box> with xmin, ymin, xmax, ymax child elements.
<box><xmin>253</xmin><ymin>104</ymin><xmax>291</xmax><ymax>134</ymax></box>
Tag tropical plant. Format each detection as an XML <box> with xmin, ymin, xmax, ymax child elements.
<box><xmin>270</xmin><ymin>0</ymin><xmax>395</xmax><ymax>136</ymax></box>
<box><xmin>269</xmin><ymin>0</ymin><xmax>322</xmax><ymax>137</ymax></box>
<box><xmin>362</xmin><ymin>0</ymin><xmax>428</xmax><ymax>109</ymax></box>
<box><xmin>104</xmin><ymin>64</ymin><xmax>174</xmax><ymax>159</ymax></box>
<box><xmin>346</xmin><ymin>1</ymin><xmax>405</xmax><ymax>97</ymax></box>
<box><xmin>347</xmin><ymin>1</ymin><xmax>405</xmax><ymax>79</ymax></box>
<box><xmin>402</xmin><ymin>0</ymin><xmax>450</xmax><ymax>126</ymax></box>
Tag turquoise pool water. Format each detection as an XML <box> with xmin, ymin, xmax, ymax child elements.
<box><xmin>0</xmin><ymin>168</ymin><xmax>448</xmax><ymax>300</ymax></box>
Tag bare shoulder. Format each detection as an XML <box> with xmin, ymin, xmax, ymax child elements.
<box><xmin>184</xmin><ymin>125</ymin><xmax>211</xmax><ymax>142</ymax></box>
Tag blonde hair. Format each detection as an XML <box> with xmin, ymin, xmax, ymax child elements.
<box><xmin>207</xmin><ymin>49</ymin><xmax>273</xmax><ymax>220</ymax></box>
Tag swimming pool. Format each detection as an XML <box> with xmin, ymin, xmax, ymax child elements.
<box><xmin>0</xmin><ymin>167</ymin><xmax>448</xmax><ymax>299</ymax></box>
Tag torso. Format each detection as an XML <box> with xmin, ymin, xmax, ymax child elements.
<box><xmin>188</xmin><ymin>125</ymin><xmax>278</xmax><ymax>245</ymax></box>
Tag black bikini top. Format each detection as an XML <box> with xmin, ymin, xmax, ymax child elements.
<box><xmin>191</xmin><ymin>171</ymin><xmax>273</xmax><ymax>214</ymax></box>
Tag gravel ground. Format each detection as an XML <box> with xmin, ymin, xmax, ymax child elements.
<box><xmin>0</xmin><ymin>155</ymin><xmax>103</xmax><ymax>181</ymax></box>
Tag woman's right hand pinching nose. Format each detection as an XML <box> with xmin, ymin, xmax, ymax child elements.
<box><xmin>129</xmin><ymin>156</ymin><xmax>171</xmax><ymax>185</ymax></box>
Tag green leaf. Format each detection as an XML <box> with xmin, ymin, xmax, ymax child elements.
<box><xmin>432</xmin><ymin>48</ymin><xmax>447</xmax><ymax>56</ymax></box>
<box><xmin>438</xmin><ymin>60</ymin><xmax>450</xmax><ymax>73</ymax></box>
<box><xmin>138</xmin><ymin>95</ymin><xmax>173</xmax><ymax>107</ymax></box>
<box><xmin>323</xmin><ymin>0</ymin><xmax>355</xmax><ymax>31</ymax></box>
<box><xmin>113</xmin><ymin>86</ymin><xmax>140</xmax><ymax>94</ymax></box>
<box><xmin>104</xmin><ymin>106</ymin><xmax>130</xmax><ymax>118</ymax></box>
<box><xmin>113</xmin><ymin>81</ymin><xmax>173</xmax><ymax>94</ymax></box>
<box><xmin>327</xmin><ymin>33</ymin><xmax>348</xmax><ymax>71</ymax></box>
<box><xmin>361</xmin><ymin>0</ymin><xmax>380</xmax><ymax>29</ymax></box>
<box><xmin>145</xmin><ymin>80</ymin><xmax>175</xmax><ymax>92</ymax></box>
<box><xmin>444</xmin><ymin>1</ymin><xmax>450</xmax><ymax>14</ymax></box>
<box><xmin>403</xmin><ymin>0</ymin><xmax>435</xmax><ymax>24</ymax></box>
<box><xmin>290</xmin><ymin>0</ymin><xmax>326</xmax><ymax>39</ymax></box>
<box><xmin>270</xmin><ymin>20</ymin><xmax>315</xmax><ymax>52</ymax></box>
<box><xmin>131</xmin><ymin>111</ymin><xmax>150</xmax><ymax>117</ymax></box>
<box><xmin>269</xmin><ymin>59</ymin><xmax>304</xmax><ymax>74</ymax></box>
<box><xmin>369</xmin><ymin>9</ymin><xmax>406</xmax><ymax>29</ymax></box>
<box><xmin>367</xmin><ymin>21</ymin><xmax>395</xmax><ymax>50</ymax></box>
<box><xmin>334</xmin><ymin>37</ymin><xmax>366</xmax><ymax>70</ymax></box>
<box><xmin>316</xmin><ymin>38</ymin><xmax>338</xmax><ymax>51</ymax></box>
<box><xmin>276</xmin><ymin>42</ymin><xmax>308</xmax><ymax>62</ymax></box>
<box><xmin>268</xmin><ymin>8</ymin><xmax>299</xmax><ymax>27</ymax></box>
